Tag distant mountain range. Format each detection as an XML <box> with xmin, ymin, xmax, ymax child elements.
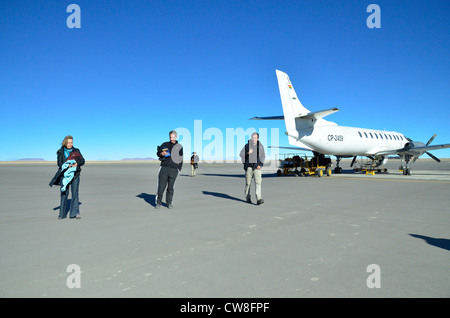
<box><xmin>120</xmin><ymin>158</ymin><xmax>157</xmax><ymax>161</ymax></box>
<box><xmin>17</xmin><ymin>158</ymin><xmax>47</xmax><ymax>161</ymax></box>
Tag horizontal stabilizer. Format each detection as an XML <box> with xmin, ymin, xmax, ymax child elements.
<box><xmin>249</xmin><ymin>115</ymin><xmax>284</xmax><ymax>120</ymax></box>
<box><xmin>299</xmin><ymin>107</ymin><xmax>339</xmax><ymax>120</ymax></box>
<box><xmin>250</xmin><ymin>108</ymin><xmax>338</xmax><ymax>121</ymax></box>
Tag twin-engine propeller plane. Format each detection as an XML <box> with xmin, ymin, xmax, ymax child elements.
<box><xmin>251</xmin><ymin>70</ymin><xmax>450</xmax><ymax>175</ymax></box>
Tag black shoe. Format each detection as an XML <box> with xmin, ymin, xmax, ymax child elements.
<box><xmin>256</xmin><ymin>199</ymin><xmax>264</xmax><ymax>205</ymax></box>
<box><xmin>246</xmin><ymin>197</ymin><xmax>252</xmax><ymax>204</ymax></box>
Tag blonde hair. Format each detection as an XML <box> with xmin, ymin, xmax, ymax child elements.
<box><xmin>62</xmin><ymin>135</ymin><xmax>73</xmax><ymax>147</ymax></box>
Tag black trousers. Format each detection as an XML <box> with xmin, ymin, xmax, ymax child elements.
<box><xmin>156</xmin><ymin>166</ymin><xmax>179</xmax><ymax>205</ymax></box>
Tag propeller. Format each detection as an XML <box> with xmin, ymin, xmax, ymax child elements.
<box><xmin>425</xmin><ymin>133</ymin><xmax>440</xmax><ymax>162</ymax></box>
<box><xmin>407</xmin><ymin>133</ymin><xmax>441</xmax><ymax>163</ymax></box>
<box><xmin>426</xmin><ymin>151</ymin><xmax>441</xmax><ymax>162</ymax></box>
<box><xmin>426</xmin><ymin>133</ymin><xmax>437</xmax><ymax>146</ymax></box>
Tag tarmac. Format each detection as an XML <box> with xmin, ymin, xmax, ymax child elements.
<box><xmin>0</xmin><ymin>159</ymin><xmax>449</xmax><ymax>298</ymax></box>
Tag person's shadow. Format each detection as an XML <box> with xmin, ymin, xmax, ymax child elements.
<box><xmin>136</xmin><ymin>193</ymin><xmax>158</xmax><ymax>207</ymax></box>
<box><xmin>409</xmin><ymin>234</ymin><xmax>450</xmax><ymax>251</ymax></box>
<box><xmin>53</xmin><ymin>200</ymin><xmax>82</xmax><ymax>211</ymax></box>
<box><xmin>202</xmin><ymin>191</ymin><xmax>247</xmax><ymax>203</ymax></box>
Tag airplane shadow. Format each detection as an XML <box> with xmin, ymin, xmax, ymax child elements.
<box><xmin>136</xmin><ymin>193</ymin><xmax>157</xmax><ymax>207</ymax></box>
<box><xmin>409</xmin><ymin>234</ymin><xmax>450</xmax><ymax>251</ymax></box>
<box><xmin>202</xmin><ymin>191</ymin><xmax>247</xmax><ymax>203</ymax></box>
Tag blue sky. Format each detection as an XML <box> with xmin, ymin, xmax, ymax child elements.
<box><xmin>1</xmin><ymin>0</ymin><xmax>449</xmax><ymax>161</ymax></box>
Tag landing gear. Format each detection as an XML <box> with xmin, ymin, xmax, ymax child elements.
<box><xmin>400</xmin><ymin>155</ymin><xmax>413</xmax><ymax>176</ymax></box>
<box><xmin>334</xmin><ymin>156</ymin><xmax>343</xmax><ymax>173</ymax></box>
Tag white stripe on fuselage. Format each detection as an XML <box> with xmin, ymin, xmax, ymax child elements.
<box><xmin>289</xmin><ymin>125</ymin><xmax>407</xmax><ymax>156</ymax></box>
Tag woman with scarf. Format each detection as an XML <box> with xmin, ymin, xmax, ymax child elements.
<box><xmin>56</xmin><ymin>135</ymin><xmax>85</xmax><ymax>219</ymax></box>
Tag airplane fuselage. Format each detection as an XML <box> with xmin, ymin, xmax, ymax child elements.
<box><xmin>288</xmin><ymin>125</ymin><xmax>408</xmax><ymax>157</ymax></box>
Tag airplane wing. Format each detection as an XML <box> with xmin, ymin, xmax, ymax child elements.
<box><xmin>375</xmin><ymin>143</ymin><xmax>450</xmax><ymax>156</ymax></box>
<box><xmin>269</xmin><ymin>146</ymin><xmax>313</xmax><ymax>152</ymax></box>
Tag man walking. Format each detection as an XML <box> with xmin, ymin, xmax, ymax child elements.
<box><xmin>190</xmin><ymin>152</ymin><xmax>199</xmax><ymax>177</ymax></box>
<box><xmin>156</xmin><ymin>130</ymin><xmax>183</xmax><ymax>209</ymax></box>
<box><xmin>240</xmin><ymin>132</ymin><xmax>265</xmax><ymax>205</ymax></box>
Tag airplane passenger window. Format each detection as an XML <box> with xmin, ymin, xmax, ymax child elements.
<box><xmin>369</xmin><ymin>133</ymin><xmax>373</xmax><ymax>138</ymax></box>
<box><xmin>384</xmin><ymin>134</ymin><xmax>388</xmax><ymax>139</ymax></box>
<box><xmin>389</xmin><ymin>135</ymin><xmax>392</xmax><ymax>140</ymax></box>
<box><xmin>400</xmin><ymin>136</ymin><xmax>403</xmax><ymax>140</ymax></box>
<box><xmin>374</xmin><ymin>133</ymin><xmax>378</xmax><ymax>139</ymax></box>
<box><xmin>364</xmin><ymin>132</ymin><xmax>368</xmax><ymax>138</ymax></box>
<box><xmin>358</xmin><ymin>131</ymin><xmax>362</xmax><ymax>138</ymax></box>
<box><xmin>380</xmin><ymin>134</ymin><xmax>383</xmax><ymax>139</ymax></box>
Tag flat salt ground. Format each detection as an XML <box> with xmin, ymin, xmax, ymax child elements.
<box><xmin>0</xmin><ymin>159</ymin><xmax>448</xmax><ymax>297</ymax></box>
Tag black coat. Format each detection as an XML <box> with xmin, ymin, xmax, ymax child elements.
<box><xmin>240</xmin><ymin>140</ymin><xmax>265</xmax><ymax>171</ymax></box>
<box><xmin>156</xmin><ymin>141</ymin><xmax>183</xmax><ymax>171</ymax></box>
<box><xmin>49</xmin><ymin>147</ymin><xmax>85</xmax><ymax>187</ymax></box>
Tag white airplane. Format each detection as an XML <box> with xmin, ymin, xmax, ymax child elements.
<box><xmin>251</xmin><ymin>70</ymin><xmax>450</xmax><ymax>175</ymax></box>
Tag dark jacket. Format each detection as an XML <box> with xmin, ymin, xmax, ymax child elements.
<box><xmin>191</xmin><ymin>154</ymin><xmax>199</xmax><ymax>168</ymax></box>
<box><xmin>190</xmin><ymin>155</ymin><xmax>199</xmax><ymax>164</ymax></box>
<box><xmin>157</xmin><ymin>141</ymin><xmax>183</xmax><ymax>171</ymax></box>
<box><xmin>240</xmin><ymin>140</ymin><xmax>265</xmax><ymax>171</ymax></box>
<box><xmin>49</xmin><ymin>147</ymin><xmax>85</xmax><ymax>186</ymax></box>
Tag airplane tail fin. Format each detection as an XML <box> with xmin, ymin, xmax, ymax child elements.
<box><xmin>275</xmin><ymin>70</ymin><xmax>310</xmax><ymax>134</ymax></box>
<box><xmin>275</xmin><ymin>70</ymin><xmax>339</xmax><ymax>148</ymax></box>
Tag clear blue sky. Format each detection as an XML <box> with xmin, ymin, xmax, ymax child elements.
<box><xmin>1</xmin><ymin>0</ymin><xmax>449</xmax><ymax>161</ymax></box>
